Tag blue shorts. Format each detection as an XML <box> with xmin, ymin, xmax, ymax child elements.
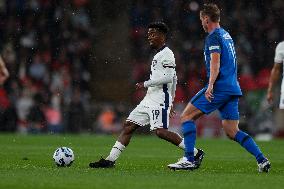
<box><xmin>190</xmin><ymin>88</ymin><xmax>240</xmax><ymax>120</ymax></box>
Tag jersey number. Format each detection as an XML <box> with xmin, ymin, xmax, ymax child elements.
<box><xmin>152</xmin><ymin>110</ymin><xmax>160</xmax><ymax>120</ymax></box>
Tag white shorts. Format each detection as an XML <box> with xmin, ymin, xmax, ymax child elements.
<box><xmin>126</xmin><ymin>104</ymin><xmax>170</xmax><ymax>131</ymax></box>
<box><xmin>280</xmin><ymin>92</ymin><xmax>284</xmax><ymax>109</ymax></box>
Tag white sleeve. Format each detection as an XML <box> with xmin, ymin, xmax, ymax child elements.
<box><xmin>171</xmin><ymin>75</ymin><xmax>177</xmax><ymax>102</ymax></box>
<box><xmin>144</xmin><ymin>68</ymin><xmax>174</xmax><ymax>87</ymax></box>
<box><xmin>274</xmin><ymin>43</ymin><xmax>284</xmax><ymax>64</ymax></box>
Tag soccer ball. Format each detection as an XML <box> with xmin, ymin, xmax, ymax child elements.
<box><xmin>53</xmin><ymin>147</ymin><xmax>74</xmax><ymax>167</ymax></box>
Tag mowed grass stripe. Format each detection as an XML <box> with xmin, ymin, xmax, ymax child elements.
<box><xmin>0</xmin><ymin>134</ymin><xmax>283</xmax><ymax>189</ymax></box>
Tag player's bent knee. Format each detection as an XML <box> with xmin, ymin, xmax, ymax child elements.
<box><xmin>181</xmin><ymin>111</ymin><xmax>203</xmax><ymax>122</ymax></box>
<box><xmin>180</xmin><ymin>113</ymin><xmax>198</xmax><ymax>122</ymax></box>
<box><xmin>155</xmin><ymin>128</ymin><xmax>167</xmax><ymax>138</ymax></box>
<box><xmin>224</xmin><ymin>129</ymin><xmax>237</xmax><ymax>140</ymax></box>
<box><xmin>180</xmin><ymin>112</ymin><xmax>192</xmax><ymax>122</ymax></box>
<box><xmin>122</xmin><ymin>122</ymin><xmax>137</xmax><ymax>135</ymax></box>
<box><xmin>180</xmin><ymin>104</ymin><xmax>203</xmax><ymax>122</ymax></box>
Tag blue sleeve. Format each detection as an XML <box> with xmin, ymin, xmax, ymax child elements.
<box><xmin>208</xmin><ymin>34</ymin><xmax>221</xmax><ymax>54</ymax></box>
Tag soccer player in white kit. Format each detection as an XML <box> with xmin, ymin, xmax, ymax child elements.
<box><xmin>267</xmin><ymin>41</ymin><xmax>284</xmax><ymax>137</ymax></box>
<box><xmin>267</xmin><ymin>41</ymin><xmax>284</xmax><ymax>109</ymax></box>
<box><xmin>89</xmin><ymin>22</ymin><xmax>204</xmax><ymax>168</ymax></box>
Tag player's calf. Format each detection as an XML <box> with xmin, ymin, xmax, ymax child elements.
<box><xmin>117</xmin><ymin>122</ymin><xmax>138</xmax><ymax>146</ymax></box>
<box><xmin>155</xmin><ymin>128</ymin><xmax>182</xmax><ymax>146</ymax></box>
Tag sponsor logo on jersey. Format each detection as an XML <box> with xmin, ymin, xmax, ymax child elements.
<box><xmin>209</xmin><ymin>46</ymin><xmax>220</xmax><ymax>50</ymax></box>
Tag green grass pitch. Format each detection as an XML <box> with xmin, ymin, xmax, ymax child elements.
<box><xmin>0</xmin><ymin>134</ymin><xmax>283</xmax><ymax>189</ymax></box>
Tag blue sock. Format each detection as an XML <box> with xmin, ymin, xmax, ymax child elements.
<box><xmin>234</xmin><ymin>131</ymin><xmax>265</xmax><ymax>163</ymax></box>
<box><xmin>182</xmin><ymin>120</ymin><xmax>196</xmax><ymax>162</ymax></box>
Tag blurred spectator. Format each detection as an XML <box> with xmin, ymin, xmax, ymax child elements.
<box><xmin>0</xmin><ymin>0</ymin><xmax>93</xmax><ymax>133</ymax></box>
<box><xmin>0</xmin><ymin>87</ymin><xmax>17</xmax><ymax>132</ymax></box>
<box><xmin>66</xmin><ymin>87</ymin><xmax>85</xmax><ymax>133</ymax></box>
<box><xmin>45</xmin><ymin>103</ymin><xmax>63</xmax><ymax>133</ymax></box>
<box><xmin>95</xmin><ymin>105</ymin><xmax>123</xmax><ymax>134</ymax></box>
<box><xmin>27</xmin><ymin>93</ymin><xmax>46</xmax><ymax>133</ymax></box>
<box><xmin>16</xmin><ymin>88</ymin><xmax>34</xmax><ymax>133</ymax></box>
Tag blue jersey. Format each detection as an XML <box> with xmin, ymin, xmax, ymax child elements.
<box><xmin>204</xmin><ymin>27</ymin><xmax>242</xmax><ymax>96</ymax></box>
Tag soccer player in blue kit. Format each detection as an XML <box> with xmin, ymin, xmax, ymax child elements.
<box><xmin>168</xmin><ymin>3</ymin><xmax>271</xmax><ymax>172</ymax></box>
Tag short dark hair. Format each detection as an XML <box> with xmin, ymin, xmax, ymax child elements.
<box><xmin>148</xmin><ymin>22</ymin><xmax>169</xmax><ymax>35</ymax></box>
<box><xmin>200</xmin><ymin>3</ymin><xmax>220</xmax><ymax>22</ymax></box>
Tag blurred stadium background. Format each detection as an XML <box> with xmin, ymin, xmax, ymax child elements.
<box><xmin>0</xmin><ymin>0</ymin><xmax>283</xmax><ymax>138</ymax></box>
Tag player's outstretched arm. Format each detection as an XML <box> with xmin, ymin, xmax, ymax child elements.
<box><xmin>267</xmin><ymin>63</ymin><xmax>282</xmax><ymax>104</ymax></box>
<box><xmin>135</xmin><ymin>73</ymin><xmax>173</xmax><ymax>89</ymax></box>
<box><xmin>171</xmin><ymin>75</ymin><xmax>177</xmax><ymax>101</ymax></box>
<box><xmin>169</xmin><ymin>75</ymin><xmax>177</xmax><ymax>118</ymax></box>
<box><xmin>143</xmin><ymin>69</ymin><xmax>174</xmax><ymax>88</ymax></box>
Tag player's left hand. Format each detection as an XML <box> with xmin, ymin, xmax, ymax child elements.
<box><xmin>135</xmin><ymin>82</ymin><xmax>145</xmax><ymax>90</ymax></box>
<box><xmin>169</xmin><ymin>106</ymin><xmax>176</xmax><ymax>118</ymax></box>
<box><xmin>205</xmin><ymin>84</ymin><xmax>214</xmax><ymax>102</ymax></box>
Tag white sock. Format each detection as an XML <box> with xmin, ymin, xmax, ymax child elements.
<box><xmin>178</xmin><ymin>138</ymin><xmax>185</xmax><ymax>149</ymax></box>
<box><xmin>194</xmin><ymin>147</ymin><xmax>198</xmax><ymax>156</ymax></box>
<box><xmin>178</xmin><ymin>138</ymin><xmax>198</xmax><ymax>156</ymax></box>
<box><xmin>106</xmin><ymin>141</ymin><xmax>125</xmax><ymax>162</ymax></box>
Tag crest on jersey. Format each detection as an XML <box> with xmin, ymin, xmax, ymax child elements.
<box><xmin>223</xmin><ymin>33</ymin><xmax>232</xmax><ymax>40</ymax></box>
<box><xmin>152</xmin><ymin>60</ymin><xmax>157</xmax><ymax>67</ymax></box>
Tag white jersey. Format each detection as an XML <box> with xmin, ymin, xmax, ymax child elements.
<box><xmin>274</xmin><ymin>41</ymin><xmax>284</xmax><ymax>92</ymax></box>
<box><xmin>140</xmin><ymin>46</ymin><xmax>176</xmax><ymax>108</ymax></box>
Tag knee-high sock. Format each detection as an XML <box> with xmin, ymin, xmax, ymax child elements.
<box><xmin>106</xmin><ymin>141</ymin><xmax>125</xmax><ymax>162</ymax></box>
<box><xmin>178</xmin><ymin>138</ymin><xmax>198</xmax><ymax>156</ymax></box>
<box><xmin>234</xmin><ymin>131</ymin><xmax>265</xmax><ymax>163</ymax></box>
<box><xmin>182</xmin><ymin>120</ymin><xmax>196</xmax><ymax>162</ymax></box>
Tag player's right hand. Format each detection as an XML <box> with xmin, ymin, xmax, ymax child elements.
<box><xmin>266</xmin><ymin>91</ymin><xmax>273</xmax><ymax>104</ymax></box>
<box><xmin>205</xmin><ymin>84</ymin><xmax>214</xmax><ymax>102</ymax></box>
